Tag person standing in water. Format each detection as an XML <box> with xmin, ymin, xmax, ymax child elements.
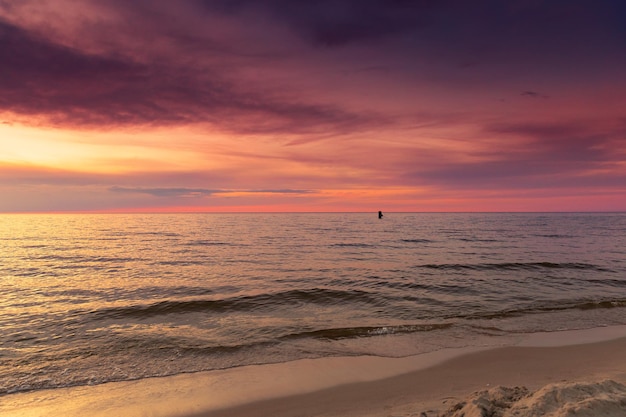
<box><xmin>378</xmin><ymin>211</ymin><xmax>383</xmax><ymax>219</ymax></box>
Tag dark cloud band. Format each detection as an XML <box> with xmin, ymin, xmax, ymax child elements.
<box><xmin>109</xmin><ymin>186</ymin><xmax>315</xmax><ymax>198</ymax></box>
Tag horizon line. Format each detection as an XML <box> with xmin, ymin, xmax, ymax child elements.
<box><xmin>1</xmin><ymin>210</ymin><xmax>625</xmax><ymax>215</ymax></box>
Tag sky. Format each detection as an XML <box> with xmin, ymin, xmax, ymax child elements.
<box><xmin>1</xmin><ymin>0</ymin><xmax>625</xmax><ymax>212</ymax></box>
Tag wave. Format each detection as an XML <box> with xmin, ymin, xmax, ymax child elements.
<box><xmin>84</xmin><ymin>288</ymin><xmax>384</xmax><ymax>321</ymax></box>
<box><xmin>463</xmin><ymin>298</ymin><xmax>626</xmax><ymax>320</ymax></box>
<box><xmin>33</xmin><ymin>254</ymin><xmax>141</xmax><ymax>263</ymax></box>
<box><xmin>456</xmin><ymin>238</ymin><xmax>500</xmax><ymax>242</ymax></box>
<box><xmin>533</xmin><ymin>234</ymin><xmax>576</xmax><ymax>239</ymax></box>
<box><xmin>280</xmin><ymin>323</ymin><xmax>454</xmax><ymax>341</ymax></box>
<box><xmin>132</xmin><ymin>231</ymin><xmax>182</xmax><ymax>237</ymax></box>
<box><xmin>416</xmin><ymin>262</ymin><xmax>614</xmax><ymax>273</ymax></box>
<box><xmin>77</xmin><ymin>298</ymin><xmax>626</xmax><ymax>346</ymax></box>
<box><xmin>330</xmin><ymin>243</ymin><xmax>375</xmax><ymax>248</ymax></box>
<box><xmin>184</xmin><ymin>240</ymin><xmax>235</xmax><ymax>247</ymax></box>
<box><xmin>155</xmin><ymin>260</ymin><xmax>207</xmax><ymax>266</ymax></box>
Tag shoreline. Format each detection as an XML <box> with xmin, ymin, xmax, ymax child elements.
<box><xmin>3</xmin><ymin>325</ymin><xmax>626</xmax><ymax>417</ymax></box>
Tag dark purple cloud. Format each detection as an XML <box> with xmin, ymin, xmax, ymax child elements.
<box><xmin>521</xmin><ymin>91</ymin><xmax>548</xmax><ymax>99</ymax></box>
<box><xmin>2</xmin><ymin>0</ymin><xmax>625</xmax><ymax>134</ymax></box>
<box><xmin>0</xmin><ymin>16</ymin><xmax>386</xmax><ymax>136</ymax></box>
<box><xmin>196</xmin><ymin>0</ymin><xmax>626</xmax><ymax>58</ymax></box>
<box><xmin>197</xmin><ymin>0</ymin><xmax>440</xmax><ymax>47</ymax></box>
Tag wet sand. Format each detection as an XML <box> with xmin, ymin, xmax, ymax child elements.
<box><xmin>3</xmin><ymin>326</ymin><xmax>626</xmax><ymax>417</ymax></box>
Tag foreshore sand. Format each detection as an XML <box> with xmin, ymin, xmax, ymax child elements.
<box><xmin>3</xmin><ymin>326</ymin><xmax>626</xmax><ymax>417</ymax></box>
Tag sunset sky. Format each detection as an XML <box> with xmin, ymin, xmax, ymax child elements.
<box><xmin>1</xmin><ymin>0</ymin><xmax>625</xmax><ymax>212</ymax></box>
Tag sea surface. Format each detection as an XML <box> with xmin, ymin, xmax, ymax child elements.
<box><xmin>1</xmin><ymin>213</ymin><xmax>626</xmax><ymax>395</ymax></box>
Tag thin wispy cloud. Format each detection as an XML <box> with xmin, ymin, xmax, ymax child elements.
<box><xmin>109</xmin><ymin>186</ymin><xmax>315</xmax><ymax>198</ymax></box>
<box><xmin>520</xmin><ymin>91</ymin><xmax>548</xmax><ymax>99</ymax></box>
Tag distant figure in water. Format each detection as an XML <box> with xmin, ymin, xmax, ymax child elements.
<box><xmin>378</xmin><ymin>211</ymin><xmax>383</xmax><ymax>219</ymax></box>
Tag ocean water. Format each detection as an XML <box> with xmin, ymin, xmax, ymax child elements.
<box><xmin>1</xmin><ymin>213</ymin><xmax>625</xmax><ymax>395</ymax></box>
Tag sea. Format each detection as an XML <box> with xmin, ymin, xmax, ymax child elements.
<box><xmin>1</xmin><ymin>212</ymin><xmax>626</xmax><ymax>396</ymax></box>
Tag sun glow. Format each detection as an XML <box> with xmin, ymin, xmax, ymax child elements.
<box><xmin>0</xmin><ymin>123</ymin><xmax>209</xmax><ymax>174</ymax></box>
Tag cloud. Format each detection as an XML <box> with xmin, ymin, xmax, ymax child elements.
<box><xmin>195</xmin><ymin>0</ymin><xmax>626</xmax><ymax>64</ymax></box>
<box><xmin>109</xmin><ymin>186</ymin><xmax>220</xmax><ymax>198</ymax></box>
<box><xmin>0</xmin><ymin>16</ymin><xmax>386</xmax><ymax>137</ymax></box>
<box><xmin>521</xmin><ymin>91</ymin><xmax>548</xmax><ymax>99</ymax></box>
<box><xmin>403</xmin><ymin>120</ymin><xmax>626</xmax><ymax>191</ymax></box>
<box><xmin>2</xmin><ymin>0</ymin><xmax>624</xmax><ymax>137</ymax></box>
<box><xmin>486</xmin><ymin>122</ymin><xmax>620</xmax><ymax>164</ymax></box>
<box><xmin>252</xmin><ymin>189</ymin><xmax>316</xmax><ymax>194</ymax></box>
<box><xmin>195</xmin><ymin>0</ymin><xmax>434</xmax><ymax>47</ymax></box>
<box><xmin>109</xmin><ymin>186</ymin><xmax>315</xmax><ymax>197</ymax></box>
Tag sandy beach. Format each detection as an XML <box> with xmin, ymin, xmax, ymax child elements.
<box><xmin>2</xmin><ymin>326</ymin><xmax>626</xmax><ymax>417</ymax></box>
